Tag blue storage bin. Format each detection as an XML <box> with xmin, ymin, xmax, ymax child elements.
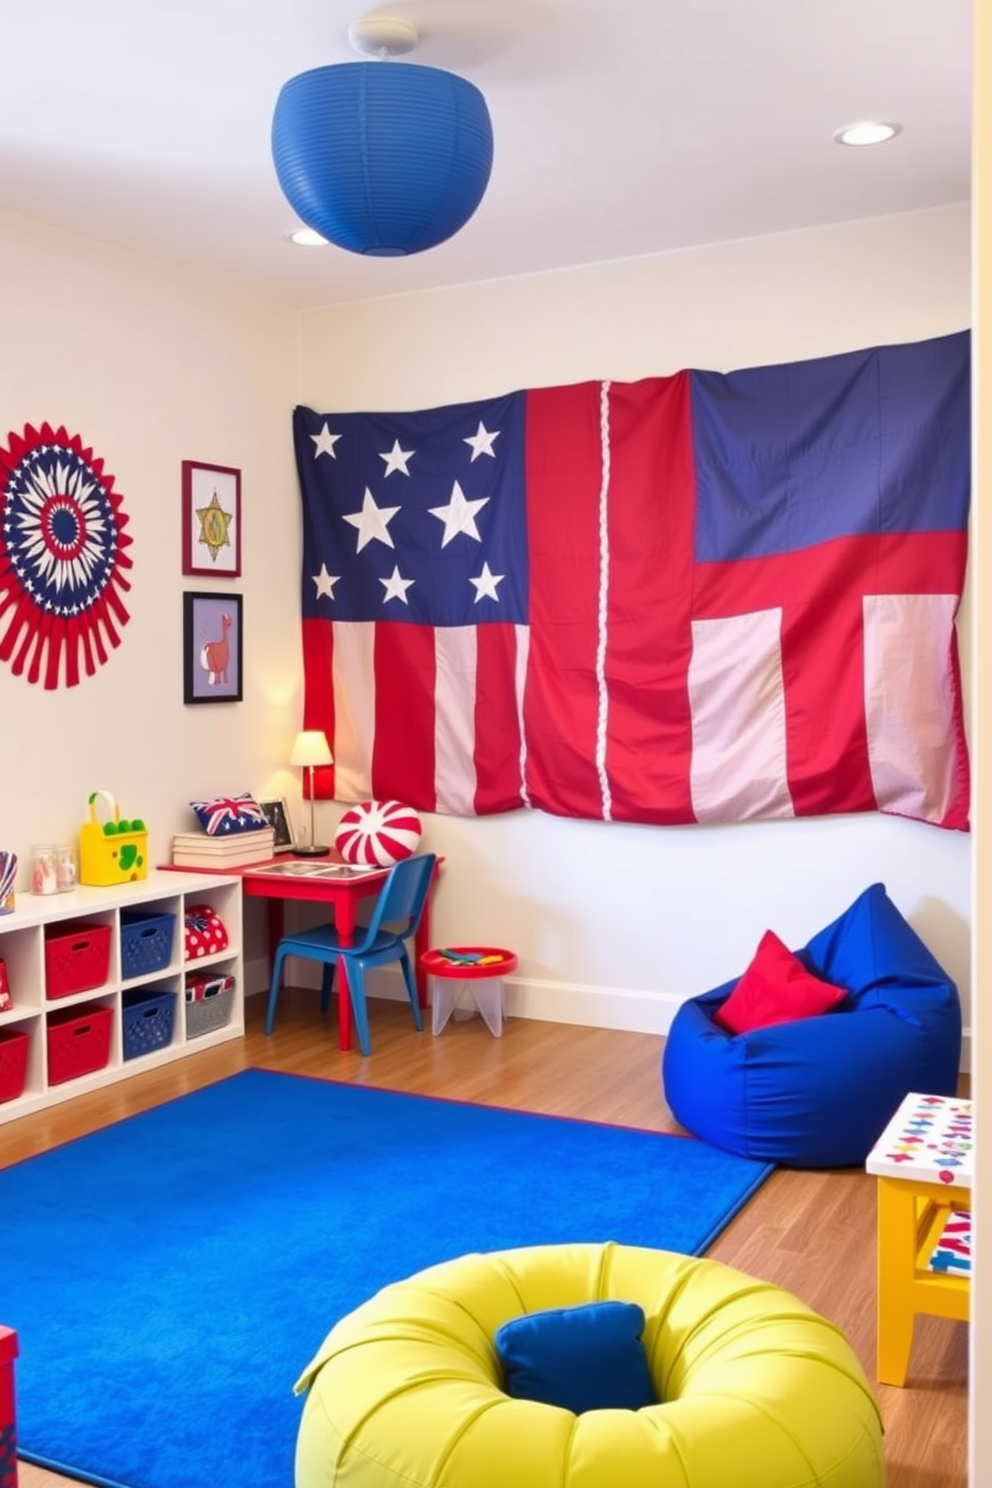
<box><xmin>121</xmin><ymin>987</ymin><xmax>176</xmax><ymax>1060</ymax></box>
<box><xmin>120</xmin><ymin>911</ymin><xmax>175</xmax><ymax>981</ymax></box>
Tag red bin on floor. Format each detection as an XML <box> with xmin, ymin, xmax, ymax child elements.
<box><xmin>0</xmin><ymin>1031</ymin><xmax>28</xmax><ymax>1105</ymax></box>
<box><xmin>0</xmin><ymin>1325</ymin><xmax>18</xmax><ymax>1488</ymax></box>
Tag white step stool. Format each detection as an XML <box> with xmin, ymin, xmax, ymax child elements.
<box><xmin>420</xmin><ymin>947</ymin><xmax>517</xmax><ymax>1038</ymax></box>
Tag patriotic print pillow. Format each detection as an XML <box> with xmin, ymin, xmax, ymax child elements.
<box><xmin>190</xmin><ymin>792</ymin><xmax>269</xmax><ymax>836</ymax></box>
<box><xmin>334</xmin><ymin>800</ymin><xmax>422</xmax><ymax>867</ymax></box>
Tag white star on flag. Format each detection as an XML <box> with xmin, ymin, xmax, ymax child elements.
<box><xmin>380</xmin><ymin>439</ymin><xmax>414</xmax><ymax>476</ymax></box>
<box><xmin>311</xmin><ymin>423</ymin><xmax>342</xmax><ymax>458</ymax></box>
<box><xmin>464</xmin><ymin>422</ymin><xmax>500</xmax><ymax>461</ymax></box>
<box><xmin>380</xmin><ymin>566</ymin><xmax>414</xmax><ymax>604</ymax></box>
<box><xmin>429</xmin><ymin>480</ymin><xmax>489</xmax><ymax>547</ymax></box>
<box><xmin>470</xmin><ymin>563</ymin><xmax>504</xmax><ymax>603</ymax></box>
<box><xmin>343</xmin><ymin>488</ymin><xmax>401</xmax><ymax>551</ymax></box>
<box><xmin>312</xmin><ymin>564</ymin><xmax>339</xmax><ymax>599</ymax></box>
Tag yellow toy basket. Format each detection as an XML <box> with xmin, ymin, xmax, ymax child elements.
<box><xmin>79</xmin><ymin>790</ymin><xmax>149</xmax><ymax>886</ymax></box>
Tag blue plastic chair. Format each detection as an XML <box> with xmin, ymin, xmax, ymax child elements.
<box><xmin>264</xmin><ymin>852</ymin><xmax>437</xmax><ymax>1055</ymax></box>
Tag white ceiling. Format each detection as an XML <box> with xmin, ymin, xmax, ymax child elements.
<box><xmin>0</xmin><ymin>0</ymin><xmax>972</xmax><ymax>311</ymax></box>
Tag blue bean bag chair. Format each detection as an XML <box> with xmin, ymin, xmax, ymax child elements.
<box><xmin>661</xmin><ymin>883</ymin><xmax>962</xmax><ymax>1168</ymax></box>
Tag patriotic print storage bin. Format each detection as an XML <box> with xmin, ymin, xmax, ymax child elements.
<box><xmin>184</xmin><ymin>905</ymin><xmax>229</xmax><ymax>961</ymax></box>
<box><xmin>185</xmin><ymin>973</ymin><xmax>235</xmax><ymax>1038</ymax></box>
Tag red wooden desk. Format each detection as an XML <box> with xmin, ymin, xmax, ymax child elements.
<box><xmin>172</xmin><ymin>854</ymin><xmax>439</xmax><ymax>1052</ymax></box>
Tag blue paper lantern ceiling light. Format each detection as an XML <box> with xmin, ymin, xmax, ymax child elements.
<box><xmin>272</xmin><ymin>17</ymin><xmax>494</xmax><ymax>257</ymax></box>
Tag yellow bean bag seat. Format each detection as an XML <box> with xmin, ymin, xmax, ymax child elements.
<box><xmin>294</xmin><ymin>1242</ymin><xmax>885</xmax><ymax>1488</ymax></box>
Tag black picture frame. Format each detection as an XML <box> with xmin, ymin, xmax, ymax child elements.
<box><xmin>258</xmin><ymin>798</ymin><xmax>295</xmax><ymax>852</ymax></box>
<box><xmin>183</xmin><ymin>592</ymin><xmax>243</xmax><ymax>704</ymax></box>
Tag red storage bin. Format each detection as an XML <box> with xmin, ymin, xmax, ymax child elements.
<box><xmin>44</xmin><ymin>921</ymin><xmax>112</xmax><ymax>999</ymax></box>
<box><xmin>46</xmin><ymin>1004</ymin><xmax>113</xmax><ymax>1085</ymax></box>
<box><xmin>0</xmin><ymin>1029</ymin><xmax>28</xmax><ymax>1104</ymax></box>
<box><xmin>0</xmin><ymin>1324</ymin><xmax>17</xmax><ymax>1488</ymax></box>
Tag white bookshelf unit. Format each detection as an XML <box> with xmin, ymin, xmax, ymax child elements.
<box><xmin>0</xmin><ymin>868</ymin><xmax>243</xmax><ymax>1126</ymax></box>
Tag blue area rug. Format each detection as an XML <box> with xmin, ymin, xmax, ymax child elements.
<box><xmin>1</xmin><ymin>1070</ymin><xmax>772</xmax><ymax>1488</ymax></box>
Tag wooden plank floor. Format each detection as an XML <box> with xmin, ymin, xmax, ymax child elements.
<box><xmin>6</xmin><ymin>991</ymin><xmax>969</xmax><ymax>1488</ymax></box>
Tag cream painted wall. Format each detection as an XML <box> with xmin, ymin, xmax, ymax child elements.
<box><xmin>0</xmin><ymin>210</ymin><xmax>304</xmax><ymax>963</ymax></box>
<box><xmin>297</xmin><ymin>205</ymin><xmax>974</xmax><ymax>1047</ymax></box>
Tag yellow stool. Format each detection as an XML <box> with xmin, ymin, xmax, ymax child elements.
<box><xmin>866</xmin><ymin>1091</ymin><xmax>972</xmax><ymax>1386</ymax></box>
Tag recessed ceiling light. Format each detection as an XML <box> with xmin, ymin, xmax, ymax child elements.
<box><xmin>832</xmin><ymin>120</ymin><xmax>902</xmax><ymax>147</ymax></box>
<box><xmin>288</xmin><ymin>227</ymin><xmax>329</xmax><ymax>246</ymax></box>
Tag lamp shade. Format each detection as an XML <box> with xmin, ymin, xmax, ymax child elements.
<box><xmin>290</xmin><ymin>729</ymin><xmax>333</xmax><ymax>768</ymax></box>
<box><xmin>272</xmin><ymin>61</ymin><xmax>493</xmax><ymax>257</ymax></box>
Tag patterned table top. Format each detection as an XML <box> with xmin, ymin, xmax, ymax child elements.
<box><xmin>866</xmin><ymin>1091</ymin><xmax>973</xmax><ymax>1186</ymax></box>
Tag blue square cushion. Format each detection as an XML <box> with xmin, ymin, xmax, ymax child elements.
<box><xmin>494</xmin><ymin>1300</ymin><xmax>657</xmax><ymax>1414</ymax></box>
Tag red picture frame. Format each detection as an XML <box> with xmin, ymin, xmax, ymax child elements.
<box><xmin>182</xmin><ymin>460</ymin><xmax>241</xmax><ymax>577</ymax></box>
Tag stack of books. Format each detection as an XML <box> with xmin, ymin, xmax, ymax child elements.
<box><xmin>172</xmin><ymin>828</ymin><xmax>276</xmax><ymax>868</ymax></box>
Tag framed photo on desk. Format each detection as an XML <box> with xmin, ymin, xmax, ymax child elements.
<box><xmin>258</xmin><ymin>798</ymin><xmax>295</xmax><ymax>853</ymax></box>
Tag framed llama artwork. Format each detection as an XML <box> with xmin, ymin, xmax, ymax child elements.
<box><xmin>183</xmin><ymin>592</ymin><xmax>243</xmax><ymax>704</ymax></box>
<box><xmin>182</xmin><ymin>460</ymin><xmax>242</xmax><ymax>578</ymax></box>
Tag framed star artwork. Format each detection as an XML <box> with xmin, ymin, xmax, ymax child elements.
<box><xmin>182</xmin><ymin>459</ymin><xmax>242</xmax><ymax>577</ymax></box>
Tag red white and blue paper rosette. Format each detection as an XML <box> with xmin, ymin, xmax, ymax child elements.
<box><xmin>334</xmin><ymin>799</ymin><xmax>423</xmax><ymax>866</ymax></box>
<box><xmin>0</xmin><ymin>422</ymin><xmax>133</xmax><ymax>688</ymax></box>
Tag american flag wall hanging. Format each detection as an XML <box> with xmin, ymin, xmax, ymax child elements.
<box><xmin>0</xmin><ymin>422</ymin><xmax>133</xmax><ymax>689</ymax></box>
<box><xmin>295</xmin><ymin>331</ymin><xmax>971</xmax><ymax>831</ymax></box>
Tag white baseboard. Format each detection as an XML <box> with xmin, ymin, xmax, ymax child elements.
<box><xmin>244</xmin><ymin>955</ymin><xmax>972</xmax><ymax>1069</ymax></box>
<box><xmin>500</xmin><ymin>977</ymin><xmax>681</xmax><ymax>1034</ymax></box>
<box><xmin>245</xmin><ymin>954</ymin><xmax>680</xmax><ymax>1031</ymax></box>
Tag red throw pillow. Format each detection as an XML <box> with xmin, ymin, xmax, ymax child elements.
<box><xmin>714</xmin><ymin>929</ymin><xmax>848</xmax><ymax>1035</ymax></box>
